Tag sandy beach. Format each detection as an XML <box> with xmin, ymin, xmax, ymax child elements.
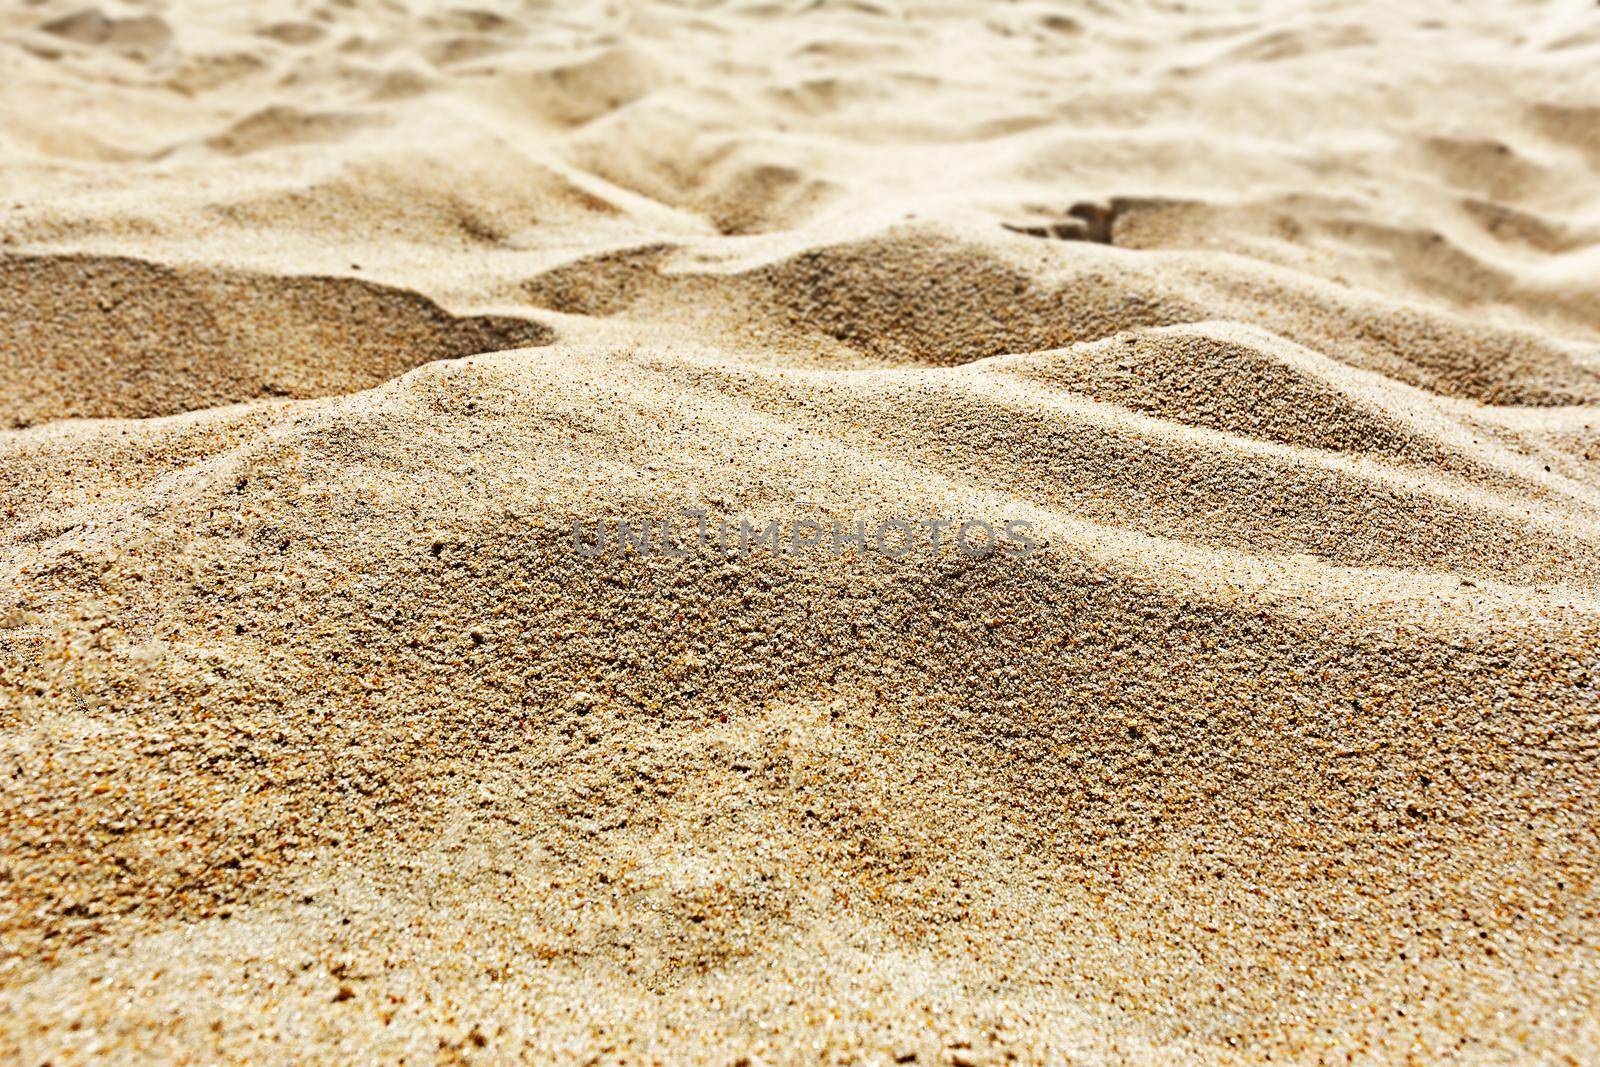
<box><xmin>2</xmin><ymin>0</ymin><xmax>1599</xmax><ymax>1062</ymax></box>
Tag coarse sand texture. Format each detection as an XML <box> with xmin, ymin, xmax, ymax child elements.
<box><xmin>2</xmin><ymin>0</ymin><xmax>1600</xmax><ymax>1064</ymax></box>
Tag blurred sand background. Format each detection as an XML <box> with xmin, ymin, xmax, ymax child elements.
<box><xmin>2</xmin><ymin>0</ymin><xmax>1600</xmax><ymax>1062</ymax></box>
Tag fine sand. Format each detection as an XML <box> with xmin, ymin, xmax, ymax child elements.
<box><xmin>3</xmin><ymin>0</ymin><xmax>1600</xmax><ymax>1063</ymax></box>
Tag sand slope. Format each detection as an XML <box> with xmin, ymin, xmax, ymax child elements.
<box><xmin>2</xmin><ymin>1</ymin><xmax>1599</xmax><ymax>1063</ymax></box>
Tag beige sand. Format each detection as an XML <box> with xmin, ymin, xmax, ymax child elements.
<box><xmin>3</xmin><ymin>0</ymin><xmax>1600</xmax><ymax>1063</ymax></box>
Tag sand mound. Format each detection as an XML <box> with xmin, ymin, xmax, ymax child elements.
<box><xmin>3</xmin><ymin>0</ymin><xmax>1600</xmax><ymax>1064</ymax></box>
<box><xmin>38</xmin><ymin>8</ymin><xmax>171</xmax><ymax>59</ymax></box>
<box><xmin>482</xmin><ymin>46</ymin><xmax>662</xmax><ymax>127</ymax></box>
<box><xmin>998</xmin><ymin>322</ymin><xmax>1443</xmax><ymax>456</ymax></box>
<box><xmin>0</xmin><ymin>254</ymin><xmax>552</xmax><ymax>426</ymax></box>
<box><xmin>523</xmin><ymin>230</ymin><xmax>1205</xmax><ymax>363</ymax></box>
<box><xmin>4</xmin><ymin>347</ymin><xmax>1598</xmax><ymax>1064</ymax></box>
<box><xmin>525</xmin><ymin>227</ymin><xmax>1600</xmax><ymax>405</ymax></box>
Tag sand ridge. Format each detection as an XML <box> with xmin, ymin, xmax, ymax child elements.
<box><xmin>2</xmin><ymin>0</ymin><xmax>1599</xmax><ymax>1063</ymax></box>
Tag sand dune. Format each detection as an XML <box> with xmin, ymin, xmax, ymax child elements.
<box><xmin>2</xmin><ymin>1</ymin><xmax>1599</xmax><ymax>1064</ymax></box>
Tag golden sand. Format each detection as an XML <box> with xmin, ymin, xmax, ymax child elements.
<box><xmin>2</xmin><ymin>0</ymin><xmax>1599</xmax><ymax>1062</ymax></box>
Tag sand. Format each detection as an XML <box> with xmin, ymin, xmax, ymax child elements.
<box><xmin>2</xmin><ymin>0</ymin><xmax>1600</xmax><ymax>1063</ymax></box>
